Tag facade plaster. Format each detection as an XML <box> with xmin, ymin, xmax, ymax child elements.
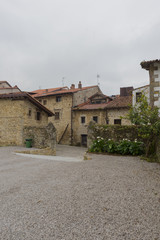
<box><xmin>132</xmin><ymin>85</ymin><xmax>150</xmax><ymax>106</ymax></box>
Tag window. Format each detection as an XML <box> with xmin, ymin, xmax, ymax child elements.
<box><xmin>43</xmin><ymin>99</ymin><xmax>47</xmax><ymax>105</ymax></box>
<box><xmin>106</xmin><ymin>119</ymin><xmax>109</xmax><ymax>124</ymax></box>
<box><xmin>56</xmin><ymin>96</ymin><xmax>61</xmax><ymax>102</ymax></box>
<box><xmin>81</xmin><ymin>116</ymin><xmax>85</xmax><ymax>124</ymax></box>
<box><xmin>28</xmin><ymin>109</ymin><xmax>32</xmax><ymax>117</ymax></box>
<box><xmin>136</xmin><ymin>92</ymin><xmax>142</xmax><ymax>102</ymax></box>
<box><xmin>114</xmin><ymin>119</ymin><xmax>121</xmax><ymax>125</ymax></box>
<box><xmin>91</xmin><ymin>100</ymin><xmax>102</xmax><ymax>104</ymax></box>
<box><xmin>93</xmin><ymin>116</ymin><xmax>98</xmax><ymax>123</ymax></box>
<box><xmin>36</xmin><ymin>111</ymin><xmax>41</xmax><ymax>121</ymax></box>
<box><xmin>39</xmin><ymin>99</ymin><xmax>42</xmax><ymax>103</ymax></box>
<box><xmin>55</xmin><ymin>111</ymin><xmax>60</xmax><ymax>120</ymax></box>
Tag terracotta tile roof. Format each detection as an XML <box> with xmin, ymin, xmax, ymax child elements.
<box><xmin>74</xmin><ymin>102</ymin><xmax>110</xmax><ymax>110</ymax></box>
<box><xmin>106</xmin><ymin>96</ymin><xmax>132</xmax><ymax>109</ymax></box>
<box><xmin>30</xmin><ymin>87</ymin><xmax>68</xmax><ymax>95</ymax></box>
<box><xmin>0</xmin><ymin>92</ymin><xmax>54</xmax><ymax>116</ymax></box>
<box><xmin>31</xmin><ymin>85</ymin><xmax>98</xmax><ymax>98</ymax></box>
<box><xmin>73</xmin><ymin>92</ymin><xmax>113</xmax><ymax>110</ymax></box>
<box><xmin>141</xmin><ymin>59</ymin><xmax>160</xmax><ymax>70</ymax></box>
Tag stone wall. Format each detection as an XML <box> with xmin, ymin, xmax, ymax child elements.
<box><xmin>36</xmin><ymin>94</ymin><xmax>72</xmax><ymax>145</ymax></box>
<box><xmin>35</xmin><ymin>87</ymin><xmax>103</xmax><ymax>145</ymax></box>
<box><xmin>0</xmin><ymin>98</ymin><xmax>50</xmax><ymax>146</ymax></box>
<box><xmin>23</xmin><ymin>122</ymin><xmax>56</xmax><ymax>150</ymax></box>
<box><xmin>73</xmin><ymin>86</ymin><xmax>101</xmax><ymax>106</ymax></box>
<box><xmin>0</xmin><ymin>117</ymin><xmax>23</xmax><ymax>145</ymax></box>
<box><xmin>72</xmin><ymin>110</ymin><xmax>107</xmax><ymax>146</ymax></box>
<box><xmin>87</xmin><ymin>122</ymin><xmax>140</xmax><ymax>149</ymax></box>
<box><xmin>107</xmin><ymin>108</ymin><xmax>131</xmax><ymax>125</ymax></box>
<box><xmin>72</xmin><ymin>107</ymin><xmax>131</xmax><ymax>146</ymax></box>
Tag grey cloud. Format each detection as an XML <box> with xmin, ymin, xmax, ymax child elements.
<box><xmin>1</xmin><ymin>0</ymin><xmax>160</xmax><ymax>95</ymax></box>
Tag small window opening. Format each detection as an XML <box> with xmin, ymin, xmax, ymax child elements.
<box><xmin>136</xmin><ymin>92</ymin><xmax>142</xmax><ymax>102</ymax></box>
<box><xmin>56</xmin><ymin>96</ymin><xmax>61</xmax><ymax>102</ymax></box>
<box><xmin>28</xmin><ymin>109</ymin><xmax>32</xmax><ymax>117</ymax></box>
<box><xmin>114</xmin><ymin>119</ymin><xmax>121</xmax><ymax>125</ymax></box>
<box><xmin>36</xmin><ymin>112</ymin><xmax>41</xmax><ymax>121</ymax></box>
<box><xmin>93</xmin><ymin>116</ymin><xmax>98</xmax><ymax>123</ymax></box>
<box><xmin>81</xmin><ymin>116</ymin><xmax>85</xmax><ymax>124</ymax></box>
<box><xmin>55</xmin><ymin>112</ymin><xmax>60</xmax><ymax>120</ymax></box>
<box><xmin>43</xmin><ymin>99</ymin><xmax>47</xmax><ymax>105</ymax></box>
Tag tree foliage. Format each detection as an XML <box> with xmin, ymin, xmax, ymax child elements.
<box><xmin>127</xmin><ymin>93</ymin><xmax>160</xmax><ymax>156</ymax></box>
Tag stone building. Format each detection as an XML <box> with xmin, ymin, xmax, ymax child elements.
<box><xmin>106</xmin><ymin>87</ymin><xmax>132</xmax><ymax>125</ymax></box>
<box><xmin>31</xmin><ymin>82</ymin><xmax>101</xmax><ymax>145</ymax></box>
<box><xmin>0</xmin><ymin>81</ymin><xmax>21</xmax><ymax>94</ymax></box>
<box><xmin>72</xmin><ymin>89</ymin><xmax>132</xmax><ymax>146</ymax></box>
<box><xmin>106</xmin><ymin>95</ymin><xmax>132</xmax><ymax>125</ymax></box>
<box><xmin>0</xmin><ymin>91</ymin><xmax>54</xmax><ymax>147</ymax></box>
<box><xmin>72</xmin><ymin>93</ymin><xmax>112</xmax><ymax>146</ymax></box>
<box><xmin>141</xmin><ymin>59</ymin><xmax>160</xmax><ymax>109</ymax></box>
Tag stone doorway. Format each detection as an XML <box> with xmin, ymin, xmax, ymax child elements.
<box><xmin>81</xmin><ymin>134</ymin><xmax>87</xmax><ymax>147</ymax></box>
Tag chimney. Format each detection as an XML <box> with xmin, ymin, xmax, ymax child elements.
<box><xmin>45</xmin><ymin>89</ymin><xmax>48</xmax><ymax>93</ymax></box>
<box><xmin>70</xmin><ymin>84</ymin><xmax>75</xmax><ymax>89</ymax></box>
<box><xmin>120</xmin><ymin>86</ymin><xmax>133</xmax><ymax>96</ymax></box>
<box><xmin>78</xmin><ymin>81</ymin><xmax>82</xmax><ymax>89</ymax></box>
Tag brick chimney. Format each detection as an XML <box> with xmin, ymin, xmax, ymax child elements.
<box><xmin>78</xmin><ymin>81</ymin><xmax>82</xmax><ymax>89</ymax></box>
<box><xmin>70</xmin><ymin>84</ymin><xmax>75</xmax><ymax>89</ymax></box>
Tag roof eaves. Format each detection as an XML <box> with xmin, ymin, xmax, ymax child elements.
<box><xmin>26</xmin><ymin>93</ymin><xmax>54</xmax><ymax>116</ymax></box>
<box><xmin>0</xmin><ymin>92</ymin><xmax>54</xmax><ymax>116</ymax></box>
<box><xmin>133</xmin><ymin>85</ymin><xmax>149</xmax><ymax>91</ymax></box>
<box><xmin>140</xmin><ymin>59</ymin><xmax>160</xmax><ymax>70</ymax></box>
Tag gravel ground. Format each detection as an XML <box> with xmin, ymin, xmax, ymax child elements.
<box><xmin>0</xmin><ymin>145</ymin><xmax>160</xmax><ymax>240</ymax></box>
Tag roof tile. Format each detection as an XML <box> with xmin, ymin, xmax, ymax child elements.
<box><xmin>106</xmin><ymin>96</ymin><xmax>132</xmax><ymax>109</ymax></box>
<box><xmin>31</xmin><ymin>85</ymin><xmax>98</xmax><ymax>98</ymax></box>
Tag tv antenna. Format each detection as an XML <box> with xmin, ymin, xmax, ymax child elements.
<box><xmin>62</xmin><ymin>77</ymin><xmax>65</xmax><ymax>87</ymax></box>
<box><xmin>97</xmin><ymin>74</ymin><xmax>100</xmax><ymax>87</ymax></box>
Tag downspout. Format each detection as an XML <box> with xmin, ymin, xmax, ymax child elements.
<box><xmin>106</xmin><ymin>108</ymin><xmax>108</xmax><ymax>124</ymax></box>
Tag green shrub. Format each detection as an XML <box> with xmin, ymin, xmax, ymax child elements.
<box><xmin>117</xmin><ymin>139</ymin><xmax>131</xmax><ymax>155</ymax></box>
<box><xmin>89</xmin><ymin>138</ymin><xmax>145</xmax><ymax>156</ymax></box>
<box><xmin>89</xmin><ymin>137</ymin><xmax>105</xmax><ymax>153</ymax></box>
<box><xmin>129</xmin><ymin>141</ymin><xmax>145</xmax><ymax>156</ymax></box>
<box><xmin>103</xmin><ymin>139</ymin><xmax>118</xmax><ymax>153</ymax></box>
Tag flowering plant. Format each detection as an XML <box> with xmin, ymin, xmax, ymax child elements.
<box><xmin>89</xmin><ymin>138</ymin><xmax>144</xmax><ymax>156</ymax></box>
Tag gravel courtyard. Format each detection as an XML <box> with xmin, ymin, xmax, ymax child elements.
<box><xmin>0</xmin><ymin>145</ymin><xmax>160</xmax><ymax>240</ymax></box>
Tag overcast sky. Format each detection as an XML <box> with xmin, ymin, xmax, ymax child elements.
<box><xmin>0</xmin><ymin>0</ymin><xmax>160</xmax><ymax>95</ymax></box>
